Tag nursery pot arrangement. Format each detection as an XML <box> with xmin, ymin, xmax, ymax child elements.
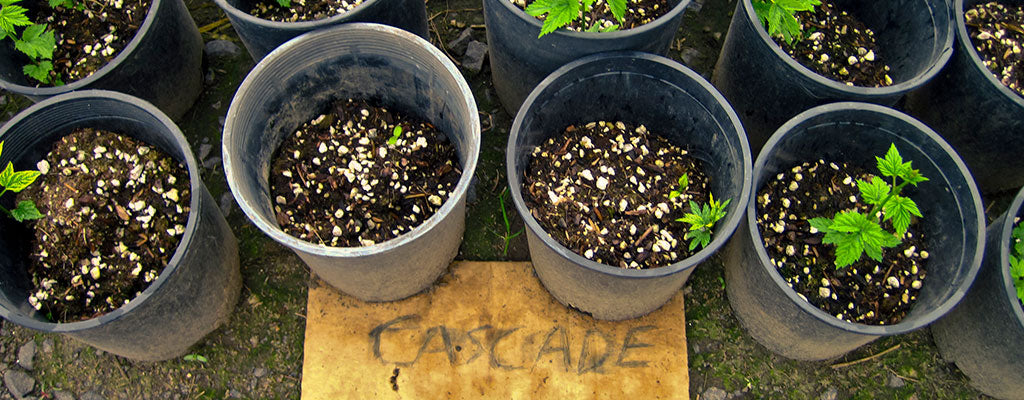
<box><xmin>712</xmin><ymin>0</ymin><xmax>953</xmax><ymax>152</ymax></box>
<box><xmin>223</xmin><ymin>23</ymin><xmax>479</xmax><ymax>302</ymax></box>
<box><xmin>507</xmin><ymin>51</ymin><xmax>752</xmax><ymax>321</ymax></box>
<box><xmin>723</xmin><ymin>102</ymin><xmax>983</xmax><ymax>361</ymax></box>
<box><xmin>0</xmin><ymin>0</ymin><xmax>203</xmax><ymax>120</ymax></box>
<box><xmin>905</xmin><ymin>0</ymin><xmax>1024</xmax><ymax>194</ymax></box>
<box><xmin>483</xmin><ymin>0</ymin><xmax>692</xmax><ymax>116</ymax></box>
<box><xmin>0</xmin><ymin>90</ymin><xmax>241</xmax><ymax>361</ymax></box>
<box><xmin>931</xmin><ymin>184</ymin><xmax>1024</xmax><ymax>400</ymax></box>
<box><xmin>212</xmin><ymin>0</ymin><xmax>428</xmax><ymax>61</ymax></box>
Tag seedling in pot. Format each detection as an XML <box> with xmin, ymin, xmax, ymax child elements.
<box><xmin>677</xmin><ymin>193</ymin><xmax>730</xmax><ymax>251</ymax></box>
<box><xmin>525</xmin><ymin>0</ymin><xmax>626</xmax><ymax>37</ymax></box>
<box><xmin>669</xmin><ymin>173</ymin><xmax>688</xmax><ymax>199</ymax></box>
<box><xmin>751</xmin><ymin>0</ymin><xmax>821</xmax><ymax>44</ymax></box>
<box><xmin>387</xmin><ymin>125</ymin><xmax>403</xmax><ymax>147</ymax></box>
<box><xmin>488</xmin><ymin>187</ymin><xmax>524</xmax><ymax>256</ymax></box>
<box><xmin>0</xmin><ymin>0</ymin><xmax>58</xmax><ymax>84</ymax></box>
<box><xmin>809</xmin><ymin>144</ymin><xmax>928</xmax><ymax>268</ymax></box>
<box><xmin>0</xmin><ymin>141</ymin><xmax>43</xmax><ymax>222</ymax></box>
<box><xmin>1009</xmin><ymin>220</ymin><xmax>1024</xmax><ymax>303</ymax></box>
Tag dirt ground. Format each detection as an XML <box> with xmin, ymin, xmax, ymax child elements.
<box><xmin>0</xmin><ymin>0</ymin><xmax>1001</xmax><ymax>398</ymax></box>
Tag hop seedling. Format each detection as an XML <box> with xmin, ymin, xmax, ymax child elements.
<box><xmin>524</xmin><ymin>0</ymin><xmax>626</xmax><ymax>37</ymax></box>
<box><xmin>1</xmin><ymin>0</ymin><xmax>58</xmax><ymax>84</ymax></box>
<box><xmin>677</xmin><ymin>193</ymin><xmax>731</xmax><ymax>251</ymax></box>
<box><xmin>751</xmin><ymin>0</ymin><xmax>821</xmax><ymax>44</ymax></box>
<box><xmin>1009</xmin><ymin>221</ymin><xmax>1024</xmax><ymax>303</ymax></box>
<box><xmin>387</xmin><ymin>125</ymin><xmax>403</xmax><ymax>146</ymax></box>
<box><xmin>809</xmin><ymin>144</ymin><xmax>929</xmax><ymax>268</ymax></box>
<box><xmin>275</xmin><ymin>0</ymin><xmax>290</xmax><ymax>7</ymax></box>
<box><xmin>669</xmin><ymin>173</ymin><xmax>689</xmax><ymax>199</ymax></box>
<box><xmin>0</xmin><ymin>141</ymin><xmax>44</xmax><ymax>222</ymax></box>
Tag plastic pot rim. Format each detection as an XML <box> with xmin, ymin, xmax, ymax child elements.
<box><xmin>744</xmin><ymin>101</ymin><xmax>984</xmax><ymax>335</ymax></box>
<box><xmin>995</xmin><ymin>186</ymin><xmax>1024</xmax><ymax>327</ymax></box>
<box><xmin>212</xmin><ymin>0</ymin><xmax>387</xmax><ymax>29</ymax></box>
<box><xmin>954</xmin><ymin>0</ymin><xmax>1024</xmax><ymax>108</ymax></box>
<box><xmin>223</xmin><ymin>23</ymin><xmax>480</xmax><ymax>258</ymax></box>
<box><xmin>507</xmin><ymin>51</ymin><xmax>753</xmax><ymax>280</ymax></box>
<box><xmin>0</xmin><ymin>90</ymin><xmax>205</xmax><ymax>333</ymax></box>
<box><xmin>493</xmin><ymin>0</ymin><xmax>693</xmax><ymax>41</ymax></box>
<box><xmin>0</xmin><ymin>0</ymin><xmax>167</xmax><ymax>95</ymax></box>
<box><xmin>737</xmin><ymin>0</ymin><xmax>954</xmax><ymax>96</ymax></box>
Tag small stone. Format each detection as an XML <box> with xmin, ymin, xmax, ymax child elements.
<box><xmin>17</xmin><ymin>341</ymin><xmax>35</xmax><ymax>370</ymax></box>
<box><xmin>3</xmin><ymin>370</ymin><xmax>34</xmax><ymax>399</ymax></box>
<box><xmin>204</xmin><ymin>39</ymin><xmax>241</xmax><ymax>59</ymax></box>
<box><xmin>819</xmin><ymin>287</ymin><xmax>831</xmax><ymax>298</ymax></box>
<box><xmin>887</xmin><ymin>373</ymin><xmax>905</xmax><ymax>388</ymax></box>
<box><xmin>819</xmin><ymin>387</ymin><xmax>838</xmax><ymax>400</ymax></box>
<box><xmin>864</xmin><ymin>50</ymin><xmax>876</xmax><ymax>61</ymax></box>
<box><xmin>596</xmin><ymin>176</ymin><xmax>609</xmax><ymax>190</ymax></box>
<box><xmin>462</xmin><ymin>41</ymin><xmax>488</xmax><ymax>73</ymax></box>
<box><xmin>253</xmin><ymin>367</ymin><xmax>267</xmax><ymax>378</ymax></box>
<box><xmin>848</xmin><ymin>55</ymin><xmax>859</xmax><ymax>65</ymax></box>
<box><xmin>52</xmin><ymin>390</ymin><xmax>75</xmax><ymax>400</ymax></box>
<box><xmin>887</xmin><ymin>276</ymin><xmax>900</xmax><ymax>288</ymax></box>
<box><xmin>701</xmin><ymin>387</ymin><xmax>728</xmax><ymax>400</ymax></box>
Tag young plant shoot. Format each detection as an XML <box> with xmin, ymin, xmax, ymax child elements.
<box><xmin>525</xmin><ymin>0</ymin><xmax>626</xmax><ymax>37</ymax></box>
<box><xmin>669</xmin><ymin>173</ymin><xmax>689</xmax><ymax>199</ymax></box>
<box><xmin>751</xmin><ymin>0</ymin><xmax>821</xmax><ymax>44</ymax></box>
<box><xmin>1010</xmin><ymin>221</ymin><xmax>1024</xmax><ymax>303</ymax></box>
<box><xmin>1</xmin><ymin>0</ymin><xmax>58</xmax><ymax>84</ymax></box>
<box><xmin>0</xmin><ymin>141</ymin><xmax>44</xmax><ymax>222</ymax></box>
<box><xmin>809</xmin><ymin>144</ymin><xmax>928</xmax><ymax>268</ymax></box>
<box><xmin>387</xmin><ymin>125</ymin><xmax>403</xmax><ymax>146</ymax></box>
<box><xmin>677</xmin><ymin>194</ymin><xmax>730</xmax><ymax>251</ymax></box>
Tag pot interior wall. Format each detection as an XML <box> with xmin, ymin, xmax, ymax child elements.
<box><xmin>755</xmin><ymin>107</ymin><xmax>979</xmax><ymax>325</ymax></box>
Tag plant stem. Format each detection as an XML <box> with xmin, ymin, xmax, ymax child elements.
<box><xmin>0</xmin><ymin>188</ymin><xmax>9</xmax><ymax>216</ymax></box>
<box><xmin>867</xmin><ymin>179</ymin><xmax>911</xmax><ymax>222</ymax></box>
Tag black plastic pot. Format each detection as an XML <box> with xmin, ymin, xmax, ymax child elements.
<box><xmin>712</xmin><ymin>0</ymin><xmax>953</xmax><ymax>153</ymax></box>
<box><xmin>483</xmin><ymin>0</ymin><xmax>691</xmax><ymax>116</ymax></box>
<box><xmin>507</xmin><ymin>52</ymin><xmax>752</xmax><ymax>321</ymax></box>
<box><xmin>223</xmin><ymin>23</ymin><xmax>479</xmax><ymax>302</ymax></box>
<box><xmin>0</xmin><ymin>0</ymin><xmax>203</xmax><ymax>120</ymax></box>
<box><xmin>212</xmin><ymin>0</ymin><xmax>428</xmax><ymax>61</ymax></box>
<box><xmin>905</xmin><ymin>0</ymin><xmax>1024</xmax><ymax>195</ymax></box>
<box><xmin>0</xmin><ymin>91</ymin><xmax>241</xmax><ymax>361</ymax></box>
<box><xmin>931</xmin><ymin>185</ymin><xmax>1024</xmax><ymax>400</ymax></box>
<box><xmin>723</xmin><ymin>102</ymin><xmax>983</xmax><ymax>361</ymax></box>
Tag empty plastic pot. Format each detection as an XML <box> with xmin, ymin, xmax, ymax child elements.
<box><xmin>507</xmin><ymin>52</ymin><xmax>752</xmax><ymax>321</ymax></box>
<box><xmin>724</xmin><ymin>102</ymin><xmax>983</xmax><ymax>361</ymax></box>
<box><xmin>0</xmin><ymin>90</ymin><xmax>241</xmax><ymax>361</ymax></box>
<box><xmin>223</xmin><ymin>23</ymin><xmax>479</xmax><ymax>301</ymax></box>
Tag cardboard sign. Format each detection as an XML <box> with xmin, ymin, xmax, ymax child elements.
<box><xmin>302</xmin><ymin>262</ymin><xmax>689</xmax><ymax>399</ymax></box>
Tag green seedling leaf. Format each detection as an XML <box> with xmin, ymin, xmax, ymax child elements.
<box><xmin>11</xmin><ymin>200</ymin><xmax>41</xmax><ymax>222</ymax></box>
<box><xmin>607</xmin><ymin>0</ymin><xmax>626</xmax><ymax>23</ymax></box>
<box><xmin>882</xmin><ymin>195</ymin><xmax>921</xmax><ymax>237</ymax></box>
<box><xmin>276</xmin><ymin>0</ymin><xmax>290</xmax><ymax>7</ymax></box>
<box><xmin>23</xmin><ymin>60</ymin><xmax>52</xmax><ymax>84</ymax></box>
<box><xmin>857</xmin><ymin>176</ymin><xmax>890</xmax><ymax>206</ymax></box>
<box><xmin>0</xmin><ymin>3</ymin><xmax>30</xmax><ymax>36</ymax></box>
<box><xmin>877</xmin><ymin>143</ymin><xmax>909</xmax><ymax>179</ymax></box>
<box><xmin>183</xmin><ymin>354</ymin><xmax>208</xmax><ymax>363</ymax></box>
<box><xmin>15</xmin><ymin>24</ymin><xmax>56</xmax><ymax>60</ymax></box>
<box><xmin>1</xmin><ymin>170</ymin><xmax>40</xmax><ymax>192</ymax></box>
<box><xmin>752</xmin><ymin>0</ymin><xmax>819</xmax><ymax>44</ymax></box>
<box><xmin>678</xmin><ymin>194</ymin><xmax>730</xmax><ymax>251</ymax></box>
<box><xmin>599</xmin><ymin>24</ymin><xmax>619</xmax><ymax>32</ymax></box>
<box><xmin>822</xmin><ymin>211</ymin><xmax>900</xmax><ymax>268</ymax></box>
<box><xmin>388</xmin><ymin>125</ymin><xmax>402</xmax><ymax>146</ymax></box>
<box><xmin>669</xmin><ymin>173</ymin><xmax>689</xmax><ymax>199</ymax></box>
<box><xmin>526</xmin><ymin>0</ymin><xmax>580</xmax><ymax>37</ymax></box>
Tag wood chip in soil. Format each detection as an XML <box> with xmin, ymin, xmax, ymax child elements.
<box><xmin>512</xmin><ymin>0</ymin><xmax>673</xmax><ymax>32</ymax></box>
<box><xmin>755</xmin><ymin>159</ymin><xmax>928</xmax><ymax>325</ymax></box>
<box><xmin>35</xmin><ymin>0</ymin><xmax>151</xmax><ymax>85</ymax></box>
<box><xmin>248</xmin><ymin>0</ymin><xmax>364</xmax><ymax>22</ymax></box>
<box><xmin>523</xmin><ymin>120</ymin><xmax>716</xmax><ymax>270</ymax></box>
<box><xmin>269</xmin><ymin>98</ymin><xmax>462</xmax><ymax>248</ymax></box>
<box><xmin>778</xmin><ymin>0</ymin><xmax>894</xmax><ymax>87</ymax></box>
<box><xmin>18</xmin><ymin>127</ymin><xmax>191</xmax><ymax>322</ymax></box>
<box><xmin>965</xmin><ymin>1</ymin><xmax>1024</xmax><ymax>97</ymax></box>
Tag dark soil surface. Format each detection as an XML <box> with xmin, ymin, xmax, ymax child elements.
<box><xmin>755</xmin><ymin>160</ymin><xmax>928</xmax><ymax>325</ymax></box>
<box><xmin>18</xmin><ymin>128</ymin><xmax>190</xmax><ymax>322</ymax></box>
<box><xmin>965</xmin><ymin>1</ymin><xmax>1024</xmax><ymax>97</ymax></box>
<box><xmin>523</xmin><ymin>121</ymin><xmax>713</xmax><ymax>269</ymax></box>
<box><xmin>779</xmin><ymin>0</ymin><xmax>894</xmax><ymax>87</ymax></box>
<box><xmin>37</xmin><ymin>0</ymin><xmax>151</xmax><ymax>85</ymax></box>
<box><xmin>248</xmin><ymin>0</ymin><xmax>363</xmax><ymax>22</ymax></box>
<box><xmin>514</xmin><ymin>0</ymin><xmax>674</xmax><ymax>32</ymax></box>
<box><xmin>269</xmin><ymin>98</ymin><xmax>462</xmax><ymax>247</ymax></box>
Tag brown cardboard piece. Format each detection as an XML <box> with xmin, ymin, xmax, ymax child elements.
<box><xmin>302</xmin><ymin>261</ymin><xmax>688</xmax><ymax>399</ymax></box>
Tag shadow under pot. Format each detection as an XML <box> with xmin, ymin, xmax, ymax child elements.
<box><xmin>0</xmin><ymin>0</ymin><xmax>203</xmax><ymax>120</ymax></box>
<box><xmin>483</xmin><ymin>0</ymin><xmax>692</xmax><ymax>116</ymax></box>
<box><xmin>712</xmin><ymin>0</ymin><xmax>952</xmax><ymax>153</ymax></box>
<box><xmin>904</xmin><ymin>0</ymin><xmax>1024</xmax><ymax>195</ymax></box>
<box><xmin>223</xmin><ymin>23</ymin><xmax>479</xmax><ymax>302</ymax></box>
<box><xmin>0</xmin><ymin>90</ymin><xmax>241</xmax><ymax>361</ymax></box>
<box><xmin>931</xmin><ymin>183</ymin><xmax>1024</xmax><ymax>400</ymax></box>
<box><xmin>212</xmin><ymin>0</ymin><xmax>428</xmax><ymax>61</ymax></box>
<box><xmin>507</xmin><ymin>51</ymin><xmax>752</xmax><ymax>321</ymax></box>
<box><xmin>723</xmin><ymin>102</ymin><xmax>984</xmax><ymax>361</ymax></box>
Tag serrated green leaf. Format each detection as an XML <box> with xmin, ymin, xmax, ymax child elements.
<box><xmin>775</xmin><ymin>0</ymin><xmax>819</xmax><ymax>11</ymax></box>
<box><xmin>2</xmin><ymin>170</ymin><xmax>39</xmax><ymax>192</ymax></box>
<box><xmin>1010</xmin><ymin>256</ymin><xmax>1024</xmax><ymax>279</ymax></box>
<box><xmin>808</xmin><ymin>217</ymin><xmax>834</xmax><ymax>232</ymax></box>
<box><xmin>0</xmin><ymin>161</ymin><xmax>13</xmax><ymax>188</ymax></box>
<box><xmin>883</xmin><ymin>195</ymin><xmax>920</xmax><ymax>236</ymax></box>
<box><xmin>23</xmin><ymin>60</ymin><xmax>52</xmax><ymax>84</ymax></box>
<box><xmin>525</xmin><ymin>0</ymin><xmax>580</xmax><ymax>37</ymax></box>
<box><xmin>833</xmin><ymin>233</ymin><xmax>863</xmax><ymax>267</ymax></box>
<box><xmin>0</xmin><ymin>0</ymin><xmax>21</xmax><ymax>8</ymax></box>
<box><xmin>877</xmin><ymin>143</ymin><xmax>908</xmax><ymax>178</ymax></box>
<box><xmin>830</xmin><ymin>211</ymin><xmax>872</xmax><ymax>233</ymax></box>
<box><xmin>752</xmin><ymin>0</ymin><xmax>771</xmax><ymax>25</ymax></box>
<box><xmin>778</xmin><ymin>9</ymin><xmax>801</xmax><ymax>43</ymax></box>
<box><xmin>15</xmin><ymin>24</ymin><xmax>55</xmax><ymax>60</ymax></box>
<box><xmin>607</xmin><ymin>0</ymin><xmax>626</xmax><ymax>23</ymax></box>
<box><xmin>0</xmin><ymin>4</ymin><xmax>30</xmax><ymax>36</ymax></box>
<box><xmin>766</xmin><ymin>3</ymin><xmax>785</xmax><ymax>36</ymax></box>
<box><xmin>903</xmin><ymin>168</ymin><xmax>929</xmax><ymax>185</ymax></box>
<box><xmin>276</xmin><ymin>0</ymin><xmax>290</xmax><ymax>7</ymax></box>
<box><xmin>0</xmin><ymin>141</ymin><xmax>4</xmax><ymax>158</ymax></box>
<box><xmin>857</xmin><ymin>176</ymin><xmax>890</xmax><ymax>206</ymax></box>
<box><xmin>11</xmin><ymin>200</ymin><xmax>42</xmax><ymax>222</ymax></box>
<box><xmin>598</xmin><ymin>23</ymin><xmax>619</xmax><ymax>32</ymax></box>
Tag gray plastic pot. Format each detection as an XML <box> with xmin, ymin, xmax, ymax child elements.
<box><xmin>483</xmin><ymin>0</ymin><xmax>691</xmax><ymax>116</ymax></box>
<box><xmin>724</xmin><ymin>102</ymin><xmax>983</xmax><ymax>361</ymax></box>
<box><xmin>905</xmin><ymin>0</ymin><xmax>1024</xmax><ymax>195</ymax></box>
<box><xmin>0</xmin><ymin>90</ymin><xmax>241</xmax><ymax>361</ymax></box>
<box><xmin>212</xmin><ymin>0</ymin><xmax>428</xmax><ymax>61</ymax></box>
<box><xmin>223</xmin><ymin>23</ymin><xmax>479</xmax><ymax>302</ymax></box>
<box><xmin>507</xmin><ymin>52</ymin><xmax>752</xmax><ymax>321</ymax></box>
<box><xmin>713</xmin><ymin>0</ymin><xmax>953</xmax><ymax>153</ymax></box>
<box><xmin>931</xmin><ymin>185</ymin><xmax>1024</xmax><ymax>400</ymax></box>
<box><xmin>0</xmin><ymin>0</ymin><xmax>203</xmax><ymax>120</ymax></box>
